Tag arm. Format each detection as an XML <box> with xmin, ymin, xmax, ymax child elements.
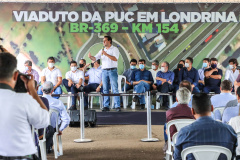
<box><xmin>209</xmin><ymin>75</ymin><xmax>221</xmax><ymax>79</ymax></box>
<box><xmin>96</xmin><ymin>81</ymin><xmax>103</xmax><ymax>92</ymax></box>
<box><xmin>204</xmin><ymin>69</ymin><xmax>215</xmax><ymax>77</ymax></box>
<box><xmin>224</xmin><ymin>70</ymin><xmax>230</xmax><ymax>80</ymax></box>
<box><xmin>41</xmin><ymin>76</ymin><xmax>46</xmax><ymax>85</ymax></box>
<box><xmin>54</xmin><ymin>77</ymin><xmax>62</xmax><ymax>89</ymax></box>
<box><xmin>192</xmin><ymin>69</ymin><xmax>199</xmax><ymax>87</ymax></box>
<box><xmin>59</xmin><ymin>103</ymin><xmax>71</xmax><ymax>132</ymax></box>
<box><xmin>102</xmin><ymin>50</ymin><xmax>117</xmax><ymax>61</ymax></box>
<box><xmin>88</xmin><ymin>52</ymin><xmax>96</xmax><ymax>61</ymax></box>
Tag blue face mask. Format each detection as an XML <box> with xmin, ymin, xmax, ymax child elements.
<box><xmin>202</xmin><ymin>63</ymin><xmax>208</xmax><ymax>68</ymax></box>
<box><xmin>139</xmin><ymin>64</ymin><xmax>145</xmax><ymax>69</ymax></box>
<box><xmin>130</xmin><ymin>65</ymin><xmax>136</xmax><ymax>70</ymax></box>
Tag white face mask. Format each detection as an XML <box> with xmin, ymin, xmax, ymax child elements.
<box><xmin>152</xmin><ymin>65</ymin><xmax>156</xmax><ymax>70</ymax></box>
<box><xmin>185</xmin><ymin>63</ymin><xmax>189</xmax><ymax>68</ymax></box>
<box><xmin>25</xmin><ymin>66</ymin><xmax>29</xmax><ymax>71</ymax></box>
<box><xmin>160</xmin><ymin>67</ymin><xmax>165</xmax><ymax>72</ymax></box>
<box><xmin>229</xmin><ymin>65</ymin><xmax>234</xmax><ymax>70</ymax></box>
<box><xmin>71</xmin><ymin>66</ymin><xmax>77</xmax><ymax>72</ymax></box>
<box><xmin>48</xmin><ymin>63</ymin><xmax>54</xmax><ymax>68</ymax></box>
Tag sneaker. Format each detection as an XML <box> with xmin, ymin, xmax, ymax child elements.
<box><xmin>132</xmin><ymin>96</ymin><xmax>139</xmax><ymax>102</ymax></box>
<box><xmin>69</xmin><ymin>105</ymin><xmax>77</xmax><ymax>110</ymax></box>
<box><xmin>116</xmin><ymin>107</ymin><xmax>121</xmax><ymax>112</ymax></box>
<box><xmin>140</xmin><ymin>104</ymin><xmax>145</xmax><ymax>110</ymax></box>
<box><xmin>156</xmin><ymin>96</ymin><xmax>161</xmax><ymax>102</ymax></box>
<box><xmin>102</xmin><ymin>107</ymin><xmax>110</xmax><ymax>112</ymax></box>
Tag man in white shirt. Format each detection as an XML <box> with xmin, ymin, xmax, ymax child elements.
<box><xmin>63</xmin><ymin>60</ymin><xmax>85</xmax><ymax>110</ymax></box>
<box><xmin>198</xmin><ymin>58</ymin><xmax>210</xmax><ymax>91</ymax></box>
<box><xmin>38</xmin><ymin>57</ymin><xmax>63</xmax><ymax>99</ymax></box>
<box><xmin>225</xmin><ymin>58</ymin><xmax>239</xmax><ymax>92</ymax></box>
<box><xmin>42</xmin><ymin>81</ymin><xmax>70</xmax><ymax>135</ymax></box>
<box><xmin>0</xmin><ymin>52</ymin><xmax>49</xmax><ymax>158</ymax></box>
<box><xmin>88</xmin><ymin>36</ymin><xmax>121</xmax><ymax>112</ymax></box>
<box><xmin>149</xmin><ymin>60</ymin><xmax>161</xmax><ymax>90</ymax></box>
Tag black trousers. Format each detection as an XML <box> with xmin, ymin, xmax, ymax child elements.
<box><xmin>157</xmin><ymin>82</ymin><xmax>173</xmax><ymax>106</ymax></box>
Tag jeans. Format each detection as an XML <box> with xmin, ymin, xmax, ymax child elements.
<box><xmin>102</xmin><ymin>69</ymin><xmax>120</xmax><ymax>108</ymax></box>
<box><xmin>203</xmin><ymin>86</ymin><xmax>220</xmax><ymax>94</ymax></box>
<box><xmin>83</xmin><ymin>83</ymin><xmax>103</xmax><ymax>107</ymax></box>
<box><xmin>62</xmin><ymin>79</ymin><xmax>82</xmax><ymax>106</ymax></box>
<box><xmin>37</xmin><ymin>85</ymin><xmax>62</xmax><ymax>99</ymax></box>
<box><xmin>134</xmin><ymin>81</ymin><xmax>150</xmax><ymax>104</ymax></box>
<box><xmin>198</xmin><ymin>83</ymin><xmax>204</xmax><ymax>92</ymax></box>
<box><xmin>157</xmin><ymin>82</ymin><xmax>173</xmax><ymax>106</ymax></box>
<box><xmin>192</xmin><ymin>86</ymin><xmax>200</xmax><ymax>94</ymax></box>
<box><xmin>123</xmin><ymin>83</ymin><xmax>133</xmax><ymax>92</ymax></box>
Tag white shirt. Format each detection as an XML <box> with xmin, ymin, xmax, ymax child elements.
<box><xmin>0</xmin><ymin>88</ymin><xmax>49</xmax><ymax>156</ymax></box>
<box><xmin>41</xmin><ymin>67</ymin><xmax>62</xmax><ymax>85</ymax></box>
<box><xmin>229</xmin><ymin>116</ymin><xmax>240</xmax><ymax>155</ymax></box>
<box><xmin>95</xmin><ymin>45</ymin><xmax>119</xmax><ymax>69</ymax></box>
<box><xmin>225</xmin><ymin>69</ymin><xmax>239</xmax><ymax>86</ymax></box>
<box><xmin>65</xmin><ymin>70</ymin><xmax>84</xmax><ymax>85</ymax></box>
<box><xmin>149</xmin><ymin>68</ymin><xmax>161</xmax><ymax>83</ymax></box>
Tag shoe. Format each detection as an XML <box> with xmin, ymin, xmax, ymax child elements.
<box><xmin>116</xmin><ymin>107</ymin><xmax>121</xmax><ymax>112</ymax></box>
<box><xmin>132</xmin><ymin>96</ymin><xmax>139</xmax><ymax>102</ymax></box>
<box><xmin>69</xmin><ymin>105</ymin><xmax>77</xmax><ymax>110</ymax></box>
<box><xmin>156</xmin><ymin>96</ymin><xmax>161</xmax><ymax>103</ymax></box>
<box><xmin>102</xmin><ymin>107</ymin><xmax>110</xmax><ymax>112</ymax></box>
<box><xmin>47</xmin><ymin>147</ymin><xmax>53</xmax><ymax>154</ymax></box>
<box><xmin>140</xmin><ymin>104</ymin><xmax>145</xmax><ymax>110</ymax></box>
<box><xmin>84</xmin><ymin>106</ymin><xmax>88</xmax><ymax>110</ymax></box>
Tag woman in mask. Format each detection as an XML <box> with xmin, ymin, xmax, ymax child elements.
<box><xmin>225</xmin><ymin>58</ymin><xmax>239</xmax><ymax>92</ymax></box>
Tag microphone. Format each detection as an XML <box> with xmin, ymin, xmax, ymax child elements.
<box><xmin>102</xmin><ymin>46</ymin><xmax>104</xmax><ymax>55</ymax></box>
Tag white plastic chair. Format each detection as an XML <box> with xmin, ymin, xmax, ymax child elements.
<box><xmin>156</xmin><ymin>92</ymin><xmax>173</xmax><ymax>109</ymax></box>
<box><xmin>131</xmin><ymin>91</ymin><xmax>148</xmax><ymax>109</ymax></box>
<box><xmin>181</xmin><ymin>145</ymin><xmax>232</xmax><ymax>160</ymax></box>
<box><xmin>88</xmin><ymin>92</ymin><xmax>103</xmax><ymax>109</ymax></box>
<box><xmin>49</xmin><ymin>109</ymin><xmax>63</xmax><ymax>159</ymax></box>
<box><xmin>213</xmin><ymin>106</ymin><xmax>225</xmax><ymax>116</ymax></box>
<box><xmin>67</xmin><ymin>92</ymin><xmax>71</xmax><ymax>110</ymax></box>
<box><xmin>172</xmin><ymin>132</ymin><xmax>178</xmax><ymax>151</ymax></box>
<box><xmin>166</xmin><ymin>119</ymin><xmax>195</xmax><ymax>160</ymax></box>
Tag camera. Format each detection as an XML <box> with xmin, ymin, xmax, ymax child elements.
<box><xmin>237</xmin><ymin>66</ymin><xmax>240</xmax><ymax>70</ymax></box>
<box><xmin>14</xmin><ymin>72</ymin><xmax>30</xmax><ymax>93</ymax></box>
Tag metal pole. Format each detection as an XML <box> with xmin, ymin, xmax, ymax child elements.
<box><xmin>74</xmin><ymin>92</ymin><xmax>92</xmax><ymax>143</ymax></box>
<box><xmin>141</xmin><ymin>91</ymin><xmax>159</xmax><ymax>142</ymax></box>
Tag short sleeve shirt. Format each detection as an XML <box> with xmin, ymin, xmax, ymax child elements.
<box><xmin>65</xmin><ymin>70</ymin><xmax>84</xmax><ymax>85</ymax></box>
<box><xmin>41</xmin><ymin>67</ymin><xmax>62</xmax><ymax>85</ymax></box>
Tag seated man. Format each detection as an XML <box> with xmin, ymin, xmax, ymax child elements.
<box><xmin>198</xmin><ymin>58</ymin><xmax>210</xmax><ymax>91</ymax></box>
<box><xmin>23</xmin><ymin>60</ymin><xmax>40</xmax><ymax>84</ymax></box>
<box><xmin>222</xmin><ymin>99</ymin><xmax>238</xmax><ymax>123</ymax></box>
<box><xmin>131</xmin><ymin>59</ymin><xmax>153</xmax><ymax>109</ymax></box>
<box><xmin>38</xmin><ymin>57</ymin><xmax>62</xmax><ymax>99</ymax></box>
<box><xmin>63</xmin><ymin>60</ymin><xmax>85</xmax><ymax>110</ymax></box>
<box><xmin>83</xmin><ymin>59</ymin><xmax>103</xmax><ymax>109</ymax></box>
<box><xmin>179</xmin><ymin>57</ymin><xmax>200</xmax><ymax>94</ymax></box>
<box><xmin>203</xmin><ymin>58</ymin><xmax>222</xmax><ymax>94</ymax></box>
<box><xmin>174</xmin><ymin>93</ymin><xmax>237</xmax><ymax>160</ymax></box>
<box><xmin>225</xmin><ymin>58</ymin><xmax>239</xmax><ymax>92</ymax></box>
<box><xmin>156</xmin><ymin>61</ymin><xmax>174</xmax><ymax>109</ymax></box>
<box><xmin>149</xmin><ymin>60</ymin><xmax>161</xmax><ymax>90</ymax></box>
<box><xmin>173</xmin><ymin>60</ymin><xmax>185</xmax><ymax>93</ymax></box>
<box><xmin>122</xmin><ymin>59</ymin><xmax>137</xmax><ymax>91</ymax></box>
<box><xmin>42</xmin><ymin>81</ymin><xmax>70</xmax><ymax>135</ymax></box>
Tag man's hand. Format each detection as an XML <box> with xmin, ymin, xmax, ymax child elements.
<box><xmin>168</xmin><ymin>80</ymin><xmax>172</xmax><ymax>85</ymax></box>
<box><xmin>126</xmin><ymin>81</ymin><xmax>131</xmax><ymax>85</ymax></box>
<box><xmin>102</xmin><ymin>50</ymin><xmax>108</xmax><ymax>56</ymax></box>
<box><xmin>199</xmin><ymin>80</ymin><xmax>205</xmax><ymax>85</ymax></box>
<box><xmin>76</xmin><ymin>84</ymin><xmax>81</xmax><ymax>89</ymax></box>
<box><xmin>88</xmin><ymin>52</ymin><xmax>92</xmax><ymax>58</ymax></box>
<box><xmin>96</xmin><ymin>86</ymin><xmax>101</xmax><ymax>92</ymax></box>
<box><xmin>213</xmin><ymin>68</ymin><xmax>218</xmax><ymax>72</ymax></box>
<box><xmin>58</xmin><ymin>130</ymin><xmax>62</xmax><ymax>135</ymax></box>
<box><xmin>68</xmin><ymin>80</ymin><xmax>73</xmax><ymax>87</ymax></box>
<box><xmin>152</xmin><ymin>84</ymin><xmax>157</xmax><ymax>90</ymax></box>
<box><xmin>20</xmin><ymin>74</ymin><xmax>36</xmax><ymax>95</ymax></box>
<box><xmin>191</xmin><ymin>84</ymin><xmax>195</xmax><ymax>89</ymax></box>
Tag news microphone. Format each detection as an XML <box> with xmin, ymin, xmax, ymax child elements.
<box><xmin>102</xmin><ymin>46</ymin><xmax>104</xmax><ymax>55</ymax></box>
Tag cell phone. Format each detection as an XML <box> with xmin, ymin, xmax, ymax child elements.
<box><xmin>14</xmin><ymin>72</ymin><xmax>30</xmax><ymax>93</ymax></box>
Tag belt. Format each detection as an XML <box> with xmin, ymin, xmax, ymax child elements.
<box><xmin>103</xmin><ymin>68</ymin><xmax>117</xmax><ymax>70</ymax></box>
<box><xmin>0</xmin><ymin>155</ymin><xmax>36</xmax><ymax>160</ymax></box>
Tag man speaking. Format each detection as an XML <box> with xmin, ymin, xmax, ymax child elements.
<box><xmin>88</xmin><ymin>36</ymin><xmax>121</xmax><ymax>112</ymax></box>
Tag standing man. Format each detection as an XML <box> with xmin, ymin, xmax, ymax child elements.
<box><xmin>179</xmin><ymin>57</ymin><xmax>200</xmax><ymax>94</ymax></box>
<box><xmin>38</xmin><ymin>57</ymin><xmax>62</xmax><ymax>98</ymax></box>
<box><xmin>203</xmin><ymin>58</ymin><xmax>222</xmax><ymax>94</ymax></box>
<box><xmin>149</xmin><ymin>60</ymin><xmax>161</xmax><ymax>90</ymax></box>
<box><xmin>122</xmin><ymin>59</ymin><xmax>138</xmax><ymax>91</ymax></box>
<box><xmin>62</xmin><ymin>60</ymin><xmax>85</xmax><ymax>110</ymax></box>
<box><xmin>225</xmin><ymin>58</ymin><xmax>239</xmax><ymax>92</ymax></box>
<box><xmin>23</xmin><ymin>60</ymin><xmax>40</xmax><ymax>84</ymax></box>
<box><xmin>88</xmin><ymin>36</ymin><xmax>121</xmax><ymax>112</ymax></box>
<box><xmin>198</xmin><ymin>58</ymin><xmax>210</xmax><ymax>91</ymax></box>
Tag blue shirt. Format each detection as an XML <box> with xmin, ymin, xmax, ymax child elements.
<box><xmin>123</xmin><ymin>68</ymin><xmax>137</xmax><ymax>82</ymax></box>
<box><xmin>85</xmin><ymin>66</ymin><xmax>102</xmax><ymax>84</ymax></box>
<box><xmin>179</xmin><ymin>67</ymin><xmax>199</xmax><ymax>87</ymax></box>
<box><xmin>204</xmin><ymin>68</ymin><xmax>223</xmax><ymax>87</ymax></box>
<box><xmin>156</xmin><ymin>70</ymin><xmax>175</xmax><ymax>86</ymax></box>
<box><xmin>43</xmin><ymin>95</ymin><xmax>70</xmax><ymax>131</ymax></box>
<box><xmin>131</xmin><ymin>69</ymin><xmax>154</xmax><ymax>85</ymax></box>
<box><xmin>170</xmin><ymin>95</ymin><xmax>193</xmax><ymax>108</ymax></box>
<box><xmin>198</xmin><ymin>68</ymin><xmax>206</xmax><ymax>81</ymax></box>
<box><xmin>211</xmin><ymin>93</ymin><xmax>236</xmax><ymax>109</ymax></box>
<box><xmin>174</xmin><ymin>116</ymin><xmax>237</xmax><ymax>160</ymax></box>
<box><xmin>221</xmin><ymin>100</ymin><xmax>239</xmax><ymax>123</ymax></box>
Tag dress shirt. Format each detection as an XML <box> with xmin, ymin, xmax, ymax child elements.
<box><xmin>0</xmin><ymin>83</ymin><xmax>49</xmax><ymax>156</ymax></box>
<box><xmin>95</xmin><ymin>45</ymin><xmax>119</xmax><ymax>69</ymax></box>
<box><xmin>156</xmin><ymin>70</ymin><xmax>175</xmax><ymax>86</ymax></box>
<box><xmin>221</xmin><ymin>100</ymin><xmax>239</xmax><ymax>123</ymax></box>
<box><xmin>85</xmin><ymin>66</ymin><xmax>102</xmax><ymax>84</ymax></box>
<box><xmin>41</xmin><ymin>67</ymin><xmax>62</xmax><ymax>85</ymax></box>
<box><xmin>131</xmin><ymin>69</ymin><xmax>154</xmax><ymax>85</ymax></box>
<box><xmin>149</xmin><ymin>68</ymin><xmax>161</xmax><ymax>83</ymax></box>
<box><xmin>174</xmin><ymin>116</ymin><xmax>237</xmax><ymax>160</ymax></box>
<box><xmin>65</xmin><ymin>69</ymin><xmax>84</xmax><ymax>85</ymax></box>
<box><xmin>211</xmin><ymin>93</ymin><xmax>236</xmax><ymax>108</ymax></box>
<box><xmin>198</xmin><ymin>67</ymin><xmax>208</xmax><ymax>81</ymax></box>
<box><xmin>123</xmin><ymin>68</ymin><xmax>137</xmax><ymax>82</ymax></box>
<box><xmin>166</xmin><ymin>104</ymin><xmax>195</xmax><ymax>139</ymax></box>
<box><xmin>23</xmin><ymin>69</ymin><xmax>40</xmax><ymax>84</ymax></box>
<box><xmin>43</xmin><ymin>95</ymin><xmax>70</xmax><ymax>131</ymax></box>
<box><xmin>179</xmin><ymin>67</ymin><xmax>199</xmax><ymax>87</ymax></box>
<box><xmin>225</xmin><ymin>69</ymin><xmax>239</xmax><ymax>86</ymax></box>
<box><xmin>204</xmin><ymin>68</ymin><xmax>222</xmax><ymax>87</ymax></box>
<box><xmin>170</xmin><ymin>95</ymin><xmax>193</xmax><ymax>108</ymax></box>
<box><xmin>229</xmin><ymin>116</ymin><xmax>240</xmax><ymax>155</ymax></box>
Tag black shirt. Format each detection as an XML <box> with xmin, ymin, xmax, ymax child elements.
<box><xmin>204</xmin><ymin>68</ymin><xmax>222</xmax><ymax>87</ymax></box>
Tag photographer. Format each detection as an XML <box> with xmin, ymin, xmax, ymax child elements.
<box><xmin>0</xmin><ymin>52</ymin><xmax>49</xmax><ymax>159</ymax></box>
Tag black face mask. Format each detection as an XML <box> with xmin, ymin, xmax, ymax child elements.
<box><xmin>79</xmin><ymin>64</ymin><xmax>84</xmax><ymax>68</ymax></box>
<box><xmin>91</xmin><ymin>63</ymin><xmax>94</xmax><ymax>68</ymax></box>
<box><xmin>178</xmin><ymin>64</ymin><xmax>183</xmax><ymax>69</ymax></box>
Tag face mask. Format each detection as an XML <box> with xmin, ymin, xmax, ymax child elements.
<box><xmin>139</xmin><ymin>64</ymin><xmax>145</xmax><ymax>70</ymax></box>
<box><xmin>202</xmin><ymin>63</ymin><xmax>208</xmax><ymax>68</ymax></box>
<box><xmin>25</xmin><ymin>66</ymin><xmax>29</xmax><ymax>71</ymax></box>
<box><xmin>152</xmin><ymin>65</ymin><xmax>156</xmax><ymax>70</ymax></box>
<box><xmin>91</xmin><ymin>63</ymin><xmax>94</xmax><ymax>68</ymax></box>
<box><xmin>229</xmin><ymin>65</ymin><xmax>234</xmax><ymax>70</ymax></box>
<box><xmin>178</xmin><ymin>64</ymin><xmax>183</xmax><ymax>69</ymax></box>
<box><xmin>79</xmin><ymin>64</ymin><xmax>84</xmax><ymax>68</ymax></box>
<box><xmin>48</xmin><ymin>63</ymin><xmax>54</xmax><ymax>68</ymax></box>
<box><xmin>160</xmin><ymin>67</ymin><xmax>165</xmax><ymax>72</ymax></box>
<box><xmin>130</xmin><ymin>65</ymin><xmax>136</xmax><ymax>70</ymax></box>
<box><xmin>211</xmin><ymin>63</ymin><xmax>217</xmax><ymax>69</ymax></box>
<box><xmin>185</xmin><ymin>63</ymin><xmax>189</xmax><ymax>68</ymax></box>
<box><xmin>71</xmin><ymin>66</ymin><xmax>77</xmax><ymax>72</ymax></box>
